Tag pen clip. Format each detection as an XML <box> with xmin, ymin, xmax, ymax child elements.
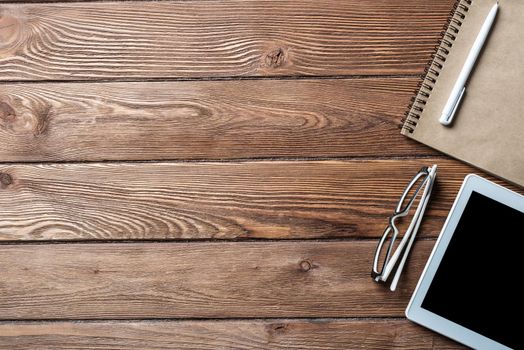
<box><xmin>440</xmin><ymin>86</ymin><xmax>466</xmax><ymax>126</ymax></box>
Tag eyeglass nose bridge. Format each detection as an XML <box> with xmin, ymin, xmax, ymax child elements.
<box><xmin>371</xmin><ymin>216</ymin><xmax>401</xmax><ymax>281</ymax></box>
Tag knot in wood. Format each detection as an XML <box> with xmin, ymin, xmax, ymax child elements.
<box><xmin>0</xmin><ymin>101</ymin><xmax>16</xmax><ymax>122</ymax></box>
<box><xmin>0</xmin><ymin>101</ymin><xmax>51</xmax><ymax>136</ymax></box>
<box><xmin>271</xmin><ymin>323</ymin><xmax>287</xmax><ymax>333</ymax></box>
<box><xmin>0</xmin><ymin>172</ymin><xmax>13</xmax><ymax>188</ymax></box>
<box><xmin>0</xmin><ymin>11</ymin><xmax>22</xmax><ymax>49</ymax></box>
<box><xmin>299</xmin><ymin>260</ymin><xmax>312</xmax><ymax>272</ymax></box>
<box><xmin>264</xmin><ymin>47</ymin><xmax>286</xmax><ymax>68</ymax></box>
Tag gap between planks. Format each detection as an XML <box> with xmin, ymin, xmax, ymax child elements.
<box><xmin>0</xmin><ymin>237</ymin><xmax>438</xmax><ymax>246</ymax></box>
<box><xmin>0</xmin><ymin>317</ymin><xmax>407</xmax><ymax>324</ymax></box>
<box><xmin>0</xmin><ymin>74</ymin><xmax>422</xmax><ymax>86</ymax></box>
<box><xmin>0</xmin><ymin>154</ymin><xmax>449</xmax><ymax>166</ymax></box>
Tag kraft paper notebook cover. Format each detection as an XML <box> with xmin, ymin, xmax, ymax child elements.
<box><xmin>401</xmin><ymin>0</ymin><xmax>524</xmax><ymax>187</ymax></box>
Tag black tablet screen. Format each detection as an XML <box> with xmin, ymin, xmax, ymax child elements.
<box><xmin>422</xmin><ymin>191</ymin><xmax>522</xmax><ymax>349</ymax></box>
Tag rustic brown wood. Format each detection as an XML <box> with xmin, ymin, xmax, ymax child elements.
<box><xmin>0</xmin><ymin>0</ymin><xmax>455</xmax><ymax>81</ymax></box>
<box><xmin>3</xmin><ymin>159</ymin><xmax>519</xmax><ymax>241</ymax></box>
<box><xmin>0</xmin><ymin>319</ymin><xmax>465</xmax><ymax>349</ymax></box>
<box><xmin>0</xmin><ymin>241</ymin><xmax>433</xmax><ymax>320</ymax></box>
<box><xmin>0</xmin><ymin>0</ymin><xmax>497</xmax><ymax>348</ymax></box>
<box><xmin>0</xmin><ymin>78</ymin><xmax>438</xmax><ymax>162</ymax></box>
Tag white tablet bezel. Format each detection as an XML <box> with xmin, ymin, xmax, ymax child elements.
<box><xmin>406</xmin><ymin>174</ymin><xmax>524</xmax><ymax>350</ymax></box>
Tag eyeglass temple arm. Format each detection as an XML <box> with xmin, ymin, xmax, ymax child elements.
<box><xmin>380</xmin><ymin>165</ymin><xmax>437</xmax><ymax>284</ymax></box>
<box><xmin>389</xmin><ymin>165</ymin><xmax>437</xmax><ymax>291</ymax></box>
<box><xmin>382</xmin><ymin>170</ymin><xmax>428</xmax><ymax>275</ymax></box>
<box><xmin>390</xmin><ymin>193</ymin><xmax>430</xmax><ymax>290</ymax></box>
<box><xmin>380</xmin><ymin>176</ymin><xmax>430</xmax><ymax>281</ymax></box>
<box><xmin>374</xmin><ymin>168</ymin><xmax>430</xmax><ymax>281</ymax></box>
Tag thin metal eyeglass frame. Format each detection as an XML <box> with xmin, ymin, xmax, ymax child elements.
<box><xmin>371</xmin><ymin>165</ymin><xmax>437</xmax><ymax>288</ymax></box>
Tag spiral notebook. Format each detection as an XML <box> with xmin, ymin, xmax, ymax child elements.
<box><xmin>401</xmin><ymin>0</ymin><xmax>524</xmax><ymax>187</ymax></box>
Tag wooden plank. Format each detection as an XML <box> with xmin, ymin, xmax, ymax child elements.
<box><xmin>2</xmin><ymin>159</ymin><xmax>517</xmax><ymax>241</ymax></box>
<box><xmin>0</xmin><ymin>78</ymin><xmax>436</xmax><ymax>162</ymax></box>
<box><xmin>0</xmin><ymin>319</ymin><xmax>465</xmax><ymax>349</ymax></box>
<box><xmin>0</xmin><ymin>0</ymin><xmax>455</xmax><ymax>81</ymax></box>
<box><xmin>0</xmin><ymin>241</ymin><xmax>433</xmax><ymax>319</ymax></box>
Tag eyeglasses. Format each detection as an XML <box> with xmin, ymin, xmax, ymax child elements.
<box><xmin>371</xmin><ymin>164</ymin><xmax>437</xmax><ymax>291</ymax></box>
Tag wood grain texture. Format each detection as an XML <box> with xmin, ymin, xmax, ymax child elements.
<box><xmin>0</xmin><ymin>319</ymin><xmax>465</xmax><ymax>349</ymax></box>
<box><xmin>3</xmin><ymin>159</ymin><xmax>519</xmax><ymax>241</ymax></box>
<box><xmin>0</xmin><ymin>0</ymin><xmax>490</xmax><ymax>348</ymax></box>
<box><xmin>0</xmin><ymin>78</ymin><xmax>438</xmax><ymax>162</ymax></box>
<box><xmin>0</xmin><ymin>0</ymin><xmax>455</xmax><ymax>81</ymax></box>
<box><xmin>0</xmin><ymin>241</ymin><xmax>433</xmax><ymax>319</ymax></box>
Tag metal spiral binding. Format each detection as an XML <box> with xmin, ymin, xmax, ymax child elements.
<box><xmin>400</xmin><ymin>0</ymin><xmax>472</xmax><ymax>134</ymax></box>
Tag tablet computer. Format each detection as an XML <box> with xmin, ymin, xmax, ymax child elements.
<box><xmin>406</xmin><ymin>174</ymin><xmax>523</xmax><ymax>350</ymax></box>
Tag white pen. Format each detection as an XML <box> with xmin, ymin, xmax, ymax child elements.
<box><xmin>439</xmin><ymin>1</ymin><xmax>499</xmax><ymax>126</ymax></box>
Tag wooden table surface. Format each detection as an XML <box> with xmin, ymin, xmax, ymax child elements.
<box><xmin>0</xmin><ymin>0</ymin><xmax>519</xmax><ymax>348</ymax></box>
